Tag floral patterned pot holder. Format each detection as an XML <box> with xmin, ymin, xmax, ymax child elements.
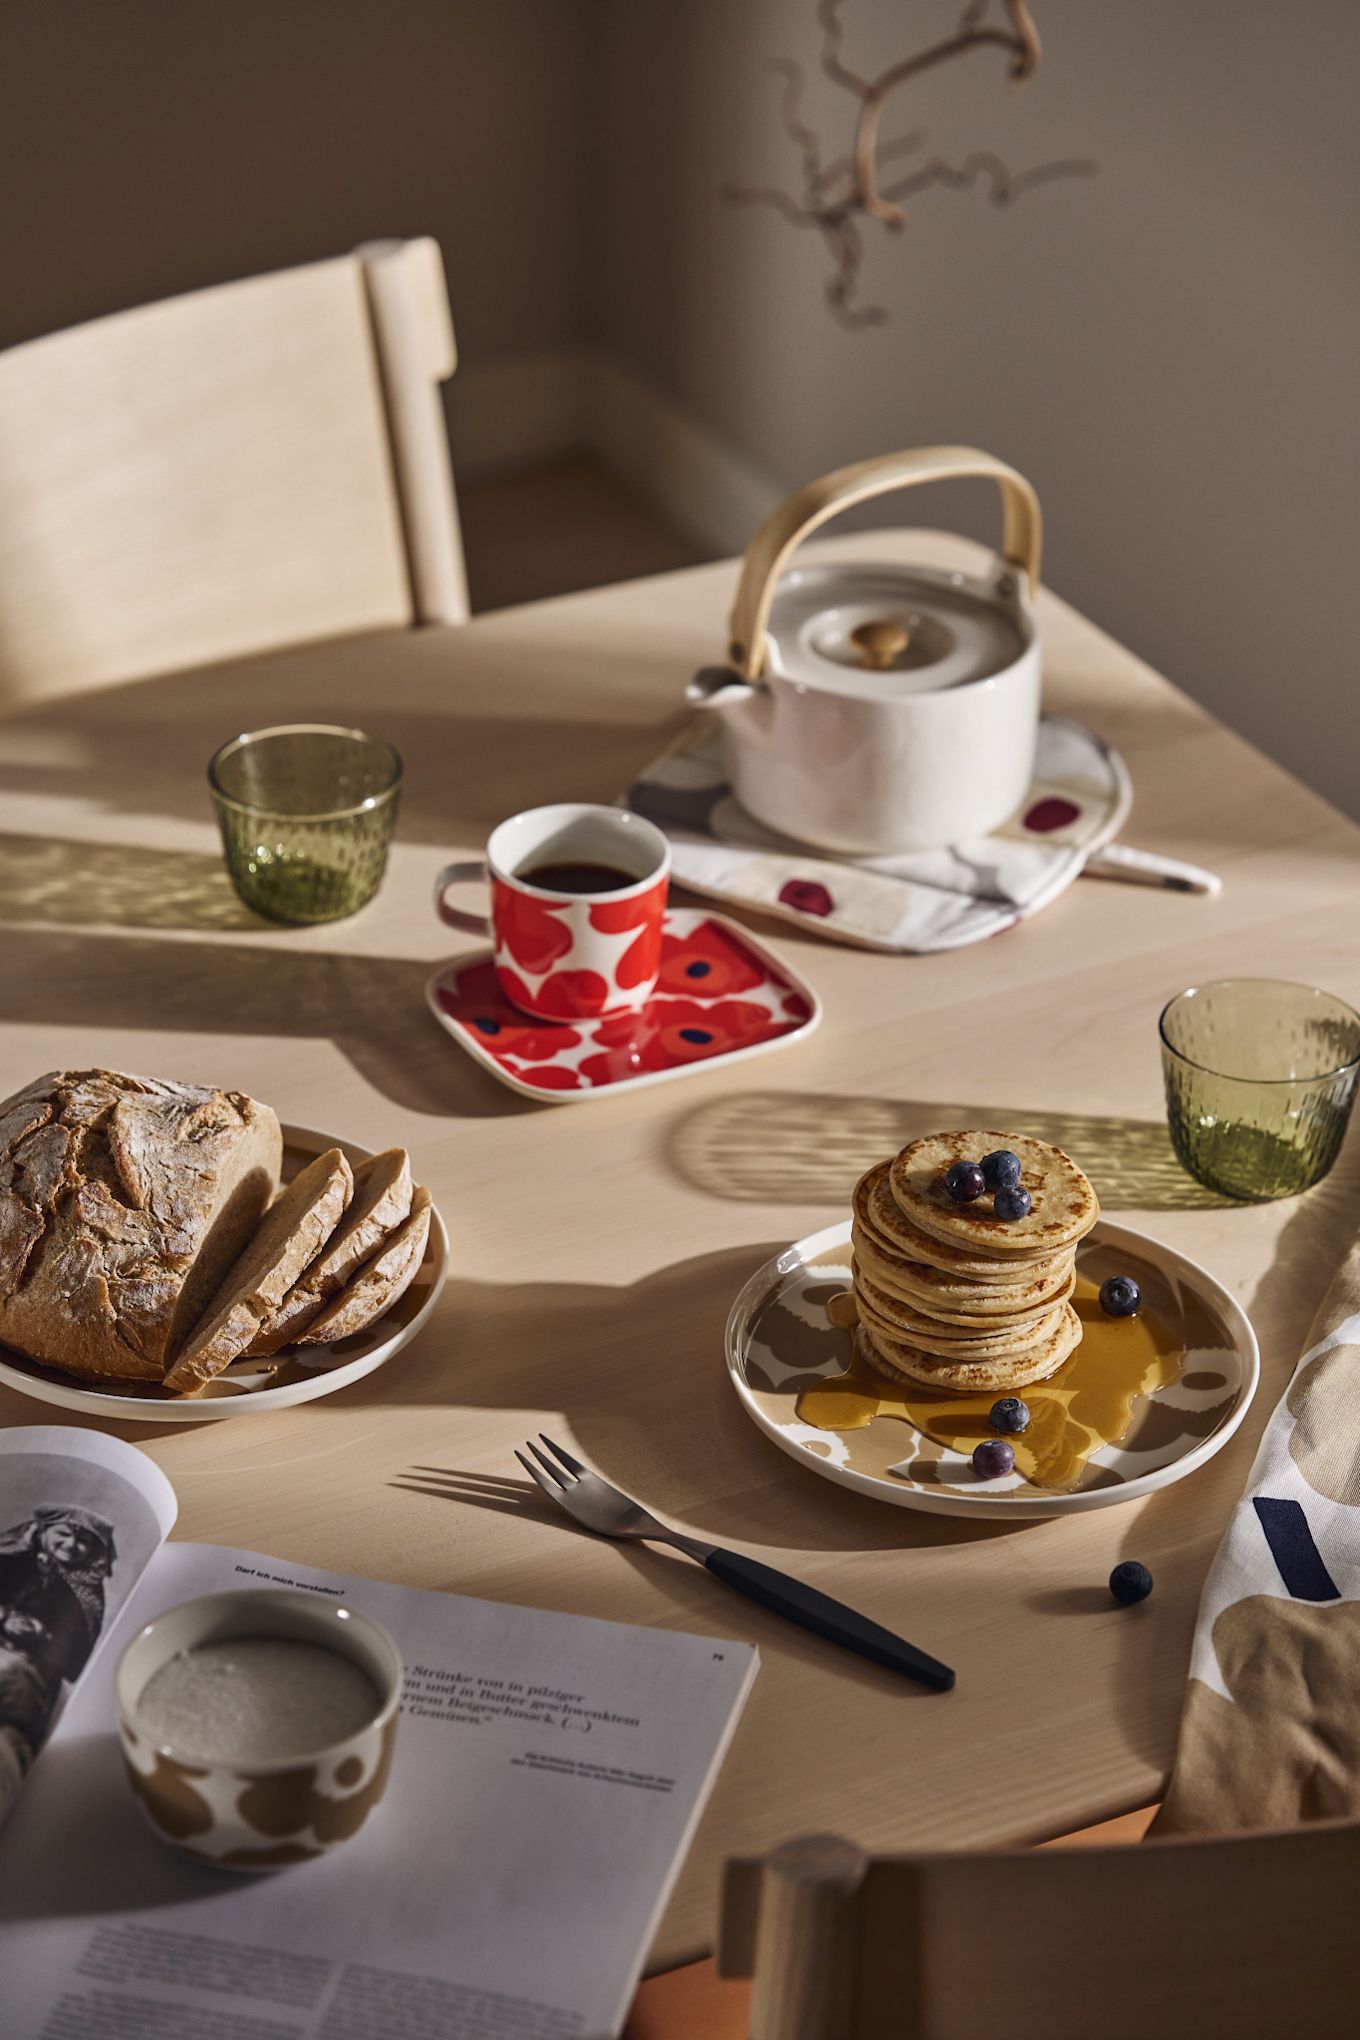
<box><xmin>623</xmin><ymin>716</ymin><xmax>1217</xmax><ymax>953</ymax></box>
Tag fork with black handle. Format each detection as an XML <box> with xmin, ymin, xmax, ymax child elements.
<box><xmin>516</xmin><ymin>1435</ymin><xmax>954</xmax><ymax>1693</ymax></box>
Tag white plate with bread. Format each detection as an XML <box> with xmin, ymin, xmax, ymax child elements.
<box><xmin>0</xmin><ymin>1071</ymin><xmax>447</xmax><ymax>1421</ymax></box>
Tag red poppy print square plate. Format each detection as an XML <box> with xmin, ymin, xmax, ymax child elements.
<box><xmin>427</xmin><ymin>909</ymin><xmax>822</xmax><ymax>1102</ymax></box>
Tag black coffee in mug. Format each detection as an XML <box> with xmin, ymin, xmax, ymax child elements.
<box><xmin>518</xmin><ymin>859</ymin><xmax>636</xmax><ymax>895</ymax></box>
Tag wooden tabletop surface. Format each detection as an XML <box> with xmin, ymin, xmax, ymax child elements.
<box><xmin>2</xmin><ymin>530</ymin><xmax>1359</xmax><ymax>1969</ymax></box>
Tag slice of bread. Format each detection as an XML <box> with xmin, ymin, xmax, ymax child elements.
<box><xmin>164</xmin><ymin>1148</ymin><xmax>353</xmax><ymax>1392</ymax></box>
<box><xmin>244</xmin><ymin>1148</ymin><xmax>413</xmax><ymax>1355</ymax></box>
<box><xmin>296</xmin><ymin>1187</ymin><xmax>432</xmax><ymax>1346</ymax></box>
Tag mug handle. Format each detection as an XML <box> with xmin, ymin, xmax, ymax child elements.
<box><xmin>433</xmin><ymin>860</ymin><xmax>491</xmax><ymax>937</ymax></box>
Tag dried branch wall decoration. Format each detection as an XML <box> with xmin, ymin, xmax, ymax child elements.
<box><xmin>724</xmin><ymin>0</ymin><xmax>1097</xmax><ymax>329</ymax></box>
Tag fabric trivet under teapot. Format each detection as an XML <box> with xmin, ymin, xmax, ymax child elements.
<box><xmin>624</xmin><ymin>716</ymin><xmax>1218</xmax><ymax>954</ymax></box>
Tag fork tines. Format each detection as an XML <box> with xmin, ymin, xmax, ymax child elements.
<box><xmin>516</xmin><ymin>1433</ymin><xmax>585</xmax><ymax>1497</ymax></box>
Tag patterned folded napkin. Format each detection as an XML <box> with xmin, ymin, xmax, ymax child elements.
<box><xmin>625</xmin><ymin>717</ymin><xmax>1144</xmax><ymax>954</ymax></box>
<box><xmin>1154</xmin><ymin>1238</ymin><xmax>1360</xmax><ymax>1833</ymax></box>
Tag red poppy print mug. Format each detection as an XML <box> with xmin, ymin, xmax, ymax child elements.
<box><xmin>434</xmin><ymin>804</ymin><xmax>671</xmax><ymax>1022</ymax></box>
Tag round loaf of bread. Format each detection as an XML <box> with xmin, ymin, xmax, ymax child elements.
<box><xmin>0</xmin><ymin>1070</ymin><xmax>281</xmax><ymax>1384</ymax></box>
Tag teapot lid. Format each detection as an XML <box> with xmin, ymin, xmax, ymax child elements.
<box><xmin>766</xmin><ymin>563</ymin><xmax>1030</xmax><ymax>698</ymax></box>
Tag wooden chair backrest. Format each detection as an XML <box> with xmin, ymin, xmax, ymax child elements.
<box><xmin>0</xmin><ymin>236</ymin><xmax>467</xmax><ymax>714</ymax></box>
<box><xmin>721</xmin><ymin>1822</ymin><xmax>1360</xmax><ymax>2038</ymax></box>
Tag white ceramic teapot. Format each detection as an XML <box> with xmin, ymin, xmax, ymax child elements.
<box><xmin>687</xmin><ymin>446</ymin><xmax>1043</xmax><ymax>856</ymax></box>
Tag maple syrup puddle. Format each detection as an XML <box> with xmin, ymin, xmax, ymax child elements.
<box><xmin>798</xmin><ymin>1277</ymin><xmax>1183</xmax><ymax>1491</ymax></box>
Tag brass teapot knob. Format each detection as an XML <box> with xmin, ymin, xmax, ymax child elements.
<box><xmin>850</xmin><ymin>619</ymin><xmax>910</xmax><ymax>669</ymax></box>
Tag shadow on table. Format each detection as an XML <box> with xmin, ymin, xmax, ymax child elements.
<box><xmin>371</xmin><ymin>1246</ymin><xmax>1195</xmax><ymax>1737</ymax></box>
<box><xmin>389</xmin><ymin>1462</ymin><xmax>957</xmax><ymax>1703</ymax></box>
<box><xmin>0</xmin><ymin>831</ymin><xmax>258</xmax><ymax>931</ymax></box>
<box><xmin>351</xmin><ymin>1243</ymin><xmax>1024</xmax><ymax>1556</ymax></box>
<box><xmin>0</xmin><ymin>924</ymin><xmax>531</xmax><ymax>1121</ymax></box>
<box><xmin>663</xmin><ymin>1090</ymin><xmax>1238</xmax><ymax>1212</ymax></box>
<box><xmin>0</xmin><ymin>655</ymin><xmax>683</xmax><ymax>846</ymax></box>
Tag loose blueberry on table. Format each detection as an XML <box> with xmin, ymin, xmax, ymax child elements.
<box><xmin>981</xmin><ymin>1148</ymin><xmax>1022</xmax><ymax>1191</ymax></box>
<box><xmin>988</xmin><ymin>1397</ymin><xmax>1030</xmax><ymax>1435</ymax></box>
<box><xmin>1099</xmin><ymin>1275</ymin><xmax>1142</xmax><ymax>1318</ymax></box>
<box><xmin>1109</xmin><ymin>1561</ymin><xmax>1153</xmax><ymax>1605</ymax></box>
<box><xmin>994</xmin><ymin>1185</ymin><xmax>1032</xmax><ymax>1221</ymax></box>
<box><xmin>972</xmin><ymin>1438</ymin><xmax>1015</xmax><ymax>1480</ymax></box>
<box><xmin>945</xmin><ymin>1159</ymin><xmax>986</xmax><ymax>1204</ymax></box>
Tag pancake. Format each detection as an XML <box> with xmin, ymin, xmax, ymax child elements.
<box><xmin>854</xmin><ymin>1286</ymin><xmax>1068</xmax><ymax>1359</ymax></box>
<box><xmin>851</xmin><ymin>1226</ymin><xmax>1076</xmax><ymax>1320</ymax></box>
<box><xmin>855</xmin><ymin>1164</ymin><xmax>1071</xmax><ymax>1284</ymax></box>
<box><xmin>854</xmin><ymin>1272</ymin><xmax>1073</xmax><ymax>1346</ymax></box>
<box><xmin>860</xmin><ymin>1304</ymin><xmax>1082</xmax><ymax>1393</ymax></box>
<box><xmin>888</xmin><ymin>1132</ymin><xmax>1099</xmax><ymax>1260</ymax></box>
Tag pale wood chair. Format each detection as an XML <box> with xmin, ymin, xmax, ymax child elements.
<box><xmin>0</xmin><ymin>237</ymin><xmax>467</xmax><ymax>714</ymax></box>
<box><xmin>720</xmin><ymin>1821</ymin><xmax>1360</xmax><ymax>2037</ymax></box>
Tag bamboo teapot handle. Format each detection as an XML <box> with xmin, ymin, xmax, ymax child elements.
<box><xmin>727</xmin><ymin>446</ymin><xmax>1042</xmax><ymax>683</ymax></box>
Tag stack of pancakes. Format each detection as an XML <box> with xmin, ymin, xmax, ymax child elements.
<box><xmin>851</xmin><ymin>1131</ymin><xmax>1099</xmax><ymax>1393</ymax></box>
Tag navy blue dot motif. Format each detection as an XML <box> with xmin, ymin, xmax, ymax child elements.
<box><xmin>1252</xmin><ymin>1497</ymin><xmax>1340</xmax><ymax>1601</ymax></box>
<box><xmin>685</xmin><ymin>960</ymin><xmax>711</xmax><ymax>978</ymax></box>
<box><xmin>679</xmin><ymin>1028</ymin><xmax>713</xmax><ymax>1045</ymax></box>
<box><xmin>473</xmin><ymin>1017</ymin><xmax>501</xmax><ymax>1037</ymax></box>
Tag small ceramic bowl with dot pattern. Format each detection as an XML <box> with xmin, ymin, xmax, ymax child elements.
<box><xmin>115</xmin><ymin>1588</ymin><xmax>401</xmax><ymax>1870</ymax></box>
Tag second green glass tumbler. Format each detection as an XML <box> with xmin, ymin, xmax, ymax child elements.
<box><xmin>1160</xmin><ymin>979</ymin><xmax>1360</xmax><ymax>1200</ymax></box>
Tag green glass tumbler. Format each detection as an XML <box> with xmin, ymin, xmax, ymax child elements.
<box><xmin>208</xmin><ymin>724</ymin><xmax>402</xmax><ymax>925</ymax></box>
<box><xmin>1160</xmin><ymin>979</ymin><xmax>1360</xmax><ymax>1201</ymax></box>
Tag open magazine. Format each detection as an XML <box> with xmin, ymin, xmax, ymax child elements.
<box><xmin>0</xmin><ymin>1427</ymin><xmax>758</xmax><ymax>2040</ymax></box>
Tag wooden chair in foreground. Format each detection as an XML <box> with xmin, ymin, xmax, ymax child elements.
<box><xmin>0</xmin><ymin>236</ymin><xmax>467</xmax><ymax>715</ymax></box>
<box><xmin>719</xmin><ymin>1820</ymin><xmax>1360</xmax><ymax>2038</ymax></box>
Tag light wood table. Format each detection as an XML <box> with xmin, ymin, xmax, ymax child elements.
<box><xmin>2</xmin><ymin>532</ymin><xmax>1359</xmax><ymax>1968</ymax></box>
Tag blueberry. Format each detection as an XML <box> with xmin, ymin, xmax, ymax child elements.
<box><xmin>993</xmin><ymin>1185</ymin><xmax>1032</xmax><ymax>1221</ymax></box>
<box><xmin>1109</xmin><ymin>1560</ymin><xmax>1153</xmax><ymax>1605</ymax></box>
<box><xmin>981</xmin><ymin>1148</ymin><xmax>1022</xmax><ymax>1192</ymax></box>
<box><xmin>989</xmin><ymin>1396</ymin><xmax>1031</xmax><ymax>1435</ymax></box>
<box><xmin>972</xmin><ymin>1438</ymin><xmax>1015</xmax><ymax>1480</ymax></box>
<box><xmin>944</xmin><ymin>1160</ymin><xmax>986</xmax><ymax>1204</ymax></box>
<box><xmin>1099</xmin><ymin>1275</ymin><xmax>1141</xmax><ymax>1319</ymax></box>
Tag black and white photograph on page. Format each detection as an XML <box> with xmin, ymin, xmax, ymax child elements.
<box><xmin>0</xmin><ymin>1431</ymin><xmax>175</xmax><ymax>1820</ymax></box>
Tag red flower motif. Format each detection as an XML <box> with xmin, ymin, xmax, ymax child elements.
<box><xmin>494</xmin><ymin>884</ymin><xmax>572</xmax><ymax>973</ymax></box>
<box><xmin>513</xmin><ymin>1064</ymin><xmax>583</xmax><ymax>1092</ymax></box>
<box><xmin>657</xmin><ymin>918</ymin><xmax>763</xmax><ymax>997</ymax></box>
<box><xmin>588</xmin><ymin>880</ymin><xmax>666</xmax><ymax>934</ymax></box>
<box><xmin>534</xmin><ymin>968</ymin><xmax>612</xmax><ymax>1020</ymax></box>
<box><xmin>494</xmin><ymin>966</ymin><xmax>539</xmax><ymax>1016</ymax></box>
<box><xmin>778</xmin><ymin>878</ymin><xmax>834</xmax><ymax>918</ymax></box>
<box><xmin>437</xmin><ymin>964</ymin><xmax>582</xmax><ymax>1063</ymax></box>
<box><xmin>615</xmin><ymin>921</ymin><xmax>664</xmax><ymax>991</ymax></box>
<box><xmin>579</xmin><ymin>996</ymin><xmax>775</xmax><ymax>1084</ymax></box>
<box><xmin>1024</xmin><ymin>797</ymin><xmax>1081</xmax><ymax>834</ymax></box>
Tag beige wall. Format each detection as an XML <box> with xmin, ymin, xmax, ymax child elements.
<box><xmin>0</xmin><ymin>0</ymin><xmax>590</xmax><ymax>364</ymax></box>
<box><xmin>589</xmin><ymin>0</ymin><xmax>1360</xmax><ymax>821</ymax></box>
<box><xmin>2</xmin><ymin>1</ymin><xmax>1356</xmax><ymax>818</ymax></box>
